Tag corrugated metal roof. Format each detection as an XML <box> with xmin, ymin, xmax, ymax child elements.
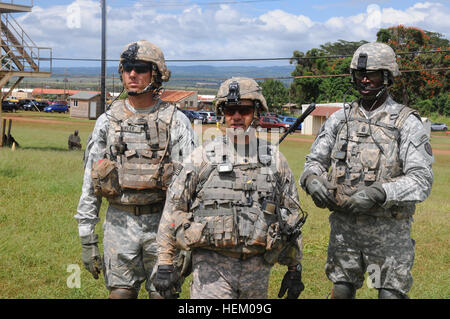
<box><xmin>161</xmin><ymin>90</ymin><xmax>196</xmax><ymax>102</ymax></box>
<box><xmin>31</xmin><ymin>88</ymin><xmax>109</xmax><ymax>96</ymax></box>
<box><xmin>68</xmin><ymin>92</ymin><xmax>100</xmax><ymax>100</ymax></box>
<box><xmin>311</xmin><ymin>106</ymin><xmax>342</xmax><ymax>117</ymax></box>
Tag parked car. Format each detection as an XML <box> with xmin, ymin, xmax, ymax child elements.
<box><xmin>18</xmin><ymin>99</ymin><xmax>37</xmax><ymax>110</ymax></box>
<box><xmin>24</xmin><ymin>101</ymin><xmax>49</xmax><ymax>111</ymax></box>
<box><xmin>279</xmin><ymin>116</ymin><xmax>302</xmax><ymax>130</ymax></box>
<box><xmin>431</xmin><ymin>122</ymin><xmax>448</xmax><ymax>131</ymax></box>
<box><xmin>180</xmin><ymin>109</ymin><xmax>203</xmax><ymax>123</ymax></box>
<box><xmin>44</xmin><ymin>104</ymin><xmax>68</xmax><ymax>113</ymax></box>
<box><xmin>51</xmin><ymin>100</ymin><xmax>68</xmax><ymax>106</ymax></box>
<box><xmin>256</xmin><ymin>116</ymin><xmax>290</xmax><ymax>133</ymax></box>
<box><xmin>1</xmin><ymin>100</ymin><xmax>19</xmax><ymax>112</ymax></box>
<box><xmin>190</xmin><ymin>110</ymin><xmax>205</xmax><ymax>123</ymax></box>
<box><xmin>198</xmin><ymin>111</ymin><xmax>217</xmax><ymax>124</ymax></box>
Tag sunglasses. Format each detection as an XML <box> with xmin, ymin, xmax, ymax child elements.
<box><xmin>122</xmin><ymin>62</ymin><xmax>152</xmax><ymax>74</ymax></box>
<box><xmin>223</xmin><ymin>106</ymin><xmax>254</xmax><ymax>116</ymax></box>
<box><xmin>354</xmin><ymin>70</ymin><xmax>383</xmax><ymax>81</ymax></box>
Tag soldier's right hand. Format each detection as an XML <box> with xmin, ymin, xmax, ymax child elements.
<box><xmin>153</xmin><ymin>265</ymin><xmax>180</xmax><ymax>299</ymax></box>
<box><xmin>80</xmin><ymin>234</ymin><xmax>103</xmax><ymax>279</ymax></box>
<box><xmin>305</xmin><ymin>175</ymin><xmax>337</xmax><ymax>209</ymax></box>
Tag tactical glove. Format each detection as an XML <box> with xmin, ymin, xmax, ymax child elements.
<box><xmin>80</xmin><ymin>234</ymin><xmax>103</xmax><ymax>280</ymax></box>
<box><xmin>341</xmin><ymin>182</ymin><xmax>386</xmax><ymax>214</ymax></box>
<box><xmin>278</xmin><ymin>264</ymin><xmax>305</xmax><ymax>299</ymax></box>
<box><xmin>153</xmin><ymin>265</ymin><xmax>180</xmax><ymax>299</ymax></box>
<box><xmin>305</xmin><ymin>175</ymin><xmax>337</xmax><ymax>209</ymax></box>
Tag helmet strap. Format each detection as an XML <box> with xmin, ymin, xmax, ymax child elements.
<box><xmin>127</xmin><ymin>81</ymin><xmax>156</xmax><ymax>96</ymax></box>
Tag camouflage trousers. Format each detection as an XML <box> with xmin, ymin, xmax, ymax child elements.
<box><xmin>190</xmin><ymin>249</ymin><xmax>272</xmax><ymax>299</ymax></box>
<box><xmin>325</xmin><ymin>212</ymin><xmax>415</xmax><ymax>295</ymax></box>
<box><xmin>102</xmin><ymin>204</ymin><xmax>162</xmax><ymax>296</ymax></box>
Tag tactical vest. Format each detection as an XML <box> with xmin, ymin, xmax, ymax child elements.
<box><xmin>189</xmin><ymin>138</ymin><xmax>280</xmax><ymax>249</ymax></box>
<box><xmin>102</xmin><ymin>99</ymin><xmax>176</xmax><ymax>205</ymax></box>
<box><xmin>328</xmin><ymin>101</ymin><xmax>418</xmax><ymax>217</ymax></box>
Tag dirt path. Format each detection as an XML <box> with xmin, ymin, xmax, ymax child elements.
<box><xmin>2</xmin><ymin>115</ymin><xmax>92</xmax><ymax>126</ymax></box>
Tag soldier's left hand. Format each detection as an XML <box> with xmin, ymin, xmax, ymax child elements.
<box><xmin>278</xmin><ymin>264</ymin><xmax>305</xmax><ymax>299</ymax></box>
<box><xmin>341</xmin><ymin>182</ymin><xmax>386</xmax><ymax>214</ymax></box>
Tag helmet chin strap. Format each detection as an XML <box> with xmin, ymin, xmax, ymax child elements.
<box><xmin>127</xmin><ymin>81</ymin><xmax>156</xmax><ymax>96</ymax></box>
<box><xmin>358</xmin><ymin>82</ymin><xmax>387</xmax><ymax>103</ymax></box>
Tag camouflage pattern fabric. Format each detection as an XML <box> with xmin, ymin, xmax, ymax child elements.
<box><xmin>157</xmin><ymin>132</ymin><xmax>303</xmax><ymax>298</ymax></box>
<box><xmin>299</xmin><ymin>94</ymin><xmax>433</xmax><ymax>295</ymax></box>
<box><xmin>325</xmin><ymin>212</ymin><xmax>415</xmax><ymax>294</ymax></box>
<box><xmin>190</xmin><ymin>249</ymin><xmax>271</xmax><ymax>299</ymax></box>
<box><xmin>76</xmin><ymin>98</ymin><xmax>198</xmax><ymax>236</ymax></box>
<box><xmin>75</xmin><ymin>97</ymin><xmax>197</xmax><ymax>294</ymax></box>
<box><xmin>119</xmin><ymin>40</ymin><xmax>171</xmax><ymax>82</ymax></box>
<box><xmin>350</xmin><ymin>42</ymin><xmax>401</xmax><ymax>77</ymax></box>
<box><xmin>215</xmin><ymin>77</ymin><xmax>268</xmax><ymax>112</ymax></box>
<box><xmin>102</xmin><ymin>204</ymin><xmax>162</xmax><ymax>294</ymax></box>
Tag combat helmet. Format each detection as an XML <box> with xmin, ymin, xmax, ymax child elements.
<box><xmin>118</xmin><ymin>40</ymin><xmax>171</xmax><ymax>95</ymax></box>
<box><xmin>350</xmin><ymin>42</ymin><xmax>400</xmax><ymax>86</ymax></box>
<box><xmin>215</xmin><ymin>77</ymin><xmax>268</xmax><ymax>114</ymax></box>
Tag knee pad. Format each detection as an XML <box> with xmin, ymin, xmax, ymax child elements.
<box><xmin>109</xmin><ymin>288</ymin><xmax>138</xmax><ymax>299</ymax></box>
<box><xmin>330</xmin><ymin>282</ymin><xmax>356</xmax><ymax>299</ymax></box>
<box><xmin>378</xmin><ymin>288</ymin><xmax>408</xmax><ymax>299</ymax></box>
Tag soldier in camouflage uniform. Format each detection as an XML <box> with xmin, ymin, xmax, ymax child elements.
<box><xmin>75</xmin><ymin>40</ymin><xmax>197</xmax><ymax>299</ymax></box>
<box><xmin>154</xmin><ymin>77</ymin><xmax>306</xmax><ymax>299</ymax></box>
<box><xmin>68</xmin><ymin>130</ymin><xmax>81</xmax><ymax>150</ymax></box>
<box><xmin>299</xmin><ymin>42</ymin><xmax>433</xmax><ymax>299</ymax></box>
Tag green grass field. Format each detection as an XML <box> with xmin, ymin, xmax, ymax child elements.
<box><xmin>0</xmin><ymin>112</ymin><xmax>449</xmax><ymax>299</ymax></box>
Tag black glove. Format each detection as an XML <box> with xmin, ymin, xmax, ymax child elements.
<box><xmin>305</xmin><ymin>175</ymin><xmax>337</xmax><ymax>209</ymax></box>
<box><xmin>341</xmin><ymin>182</ymin><xmax>386</xmax><ymax>214</ymax></box>
<box><xmin>80</xmin><ymin>234</ymin><xmax>103</xmax><ymax>280</ymax></box>
<box><xmin>153</xmin><ymin>265</ymin><xmax>180</xmax><ymax>299</ymax></box>
<box><xmin>278</xmin><ymin>264</ymin><xmax>305</xmax><ymax>299</ymax></box>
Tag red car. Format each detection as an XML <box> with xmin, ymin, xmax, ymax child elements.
<box><xmin>256</xmin><ymin>116</ymin><xmax>290</xmax><ymax>133</ymax></box>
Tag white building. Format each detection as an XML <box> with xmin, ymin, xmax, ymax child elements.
<box><xmin>301</xmin><ymin>103</ymin><xmax>343</xmax><ymax>135</ymax></box>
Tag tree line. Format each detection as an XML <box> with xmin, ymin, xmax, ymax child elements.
<box><xmin>259</xmin><ymin>25</ymin><xmax>449</xmax><ymax>117</ymax></box>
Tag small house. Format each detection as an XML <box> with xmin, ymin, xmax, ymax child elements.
<box><xmin>69</xmin><ymin>92</ymin><xmax>103</xmax><ymax>119</ymax></box>
<box><xmin>301</xmin><ymin>103</ymin><xmax>343</xmax><ymax>135</ymax></box>
<box><xmin>161</xmin><ymin>90</ymin><xmax>197</xmax><ymax>109</ymax></box>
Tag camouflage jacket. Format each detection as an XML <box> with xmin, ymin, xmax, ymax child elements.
<box><xmin>75</xmin><ymin>98</ymin><xmax>198</xmax><ymax>237</ymax></box>
<box><xmin>300</xmin><ymin>95</ymin><xmax>433</xmax><ymax>213</ymax></box>
<box><xmin>157</xmin><ymin>135</ymin><xmax>303</xmax><ymax>267</ymax></box>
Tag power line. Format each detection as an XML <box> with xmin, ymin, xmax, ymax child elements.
<box><xmin>112</xmin><ymin>0</ymin><xmax>280</xmax><ymax>8</ymax></box>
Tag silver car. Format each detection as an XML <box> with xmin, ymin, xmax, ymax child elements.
<box><xmin>431</xmin><ymin>122</ymin><xmax>448</xmax><ymax>131</ymax></box>
<box><xmin>199</xmin><ymin>111</ymin><xmax>217</xmax><ymax>124</ymax></box>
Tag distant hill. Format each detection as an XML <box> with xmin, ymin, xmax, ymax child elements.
<box><xmin>36</xmin><ymin>65</ymin><xmax>295</xmax><ymax>93</ymax></box>
<box><xmin>48</xmin><ymin>65</ymin><xmax>295</xmax><ymax>80</ymax></box>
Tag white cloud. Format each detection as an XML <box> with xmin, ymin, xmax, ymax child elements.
<box><xmin>12</xmin><ymin>0</ymin><xmax>450</xmax><ymax>66</ymax></box>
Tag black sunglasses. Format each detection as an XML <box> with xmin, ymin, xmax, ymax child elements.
<box><xmin>223</xmin><ymin>105</ymin><xmax>254</xmax><ymax>116</ymax></box>
<box><xmin>354</xmin><ymin>70</ymin><xmax>383</xmax><ymax>81</ymax></box>
<box><xmin>122</xmin><ymin>62</ymin><xmax>152</xmax><ymax>74</ymax></box>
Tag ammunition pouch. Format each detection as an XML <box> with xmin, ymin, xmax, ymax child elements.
<box><xmin>263</xmin><ymin>222</ymin><xmax>284</xmax><ymax>264</ymax></box>
<box><xmin>118</xmin><ymin>149</ymin><xmax>173</xmax><ymax>191</ymax></box>
<box><xmin>175</xmin><ymin>204</ymin><xmax>279</xmax><ymax>251</ymax></box>
<box><xmin>91</xmin><ymin>158</ymin><xmax>121</xmax><ymax>198</ymax></box>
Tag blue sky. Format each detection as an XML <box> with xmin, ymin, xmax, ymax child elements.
<box><xmin>12</xmin><ymin>0</ymin><xmax>450</xmax><ymax>68</ymax></box>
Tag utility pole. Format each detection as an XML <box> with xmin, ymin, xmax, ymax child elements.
<box><xmin>100</xmin><ymin>0</ymin><xmax>106</xmax><ymax>113</ymax></box>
